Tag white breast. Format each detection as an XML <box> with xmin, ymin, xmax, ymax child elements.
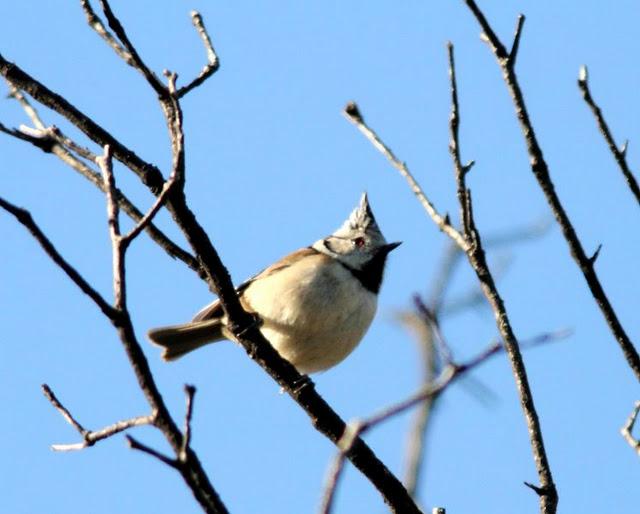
<box><xmin>242</xmin><ymin>253</ymin><xmax>377</xmax><ymax>373</ymax></box>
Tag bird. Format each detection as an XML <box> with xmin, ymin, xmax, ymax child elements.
<box><xmin>147</xmin><ymin>193</ymin><xmax>400</xmax><ymax>374</ymax></box>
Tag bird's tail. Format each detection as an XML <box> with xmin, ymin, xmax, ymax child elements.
<box><xmin>147</xmin><ymin>319</ymin><xmax>225</xmax><ymax>361</ymax></box>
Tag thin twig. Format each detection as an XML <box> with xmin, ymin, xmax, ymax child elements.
<box><xmin>0</xmin><ymin>196</ymin><xmax>116</xmax><ymax>319</ymax></box>
<box><xmin>320</xmin><ymin>327</ymin><xmax>568</xmax><ymax>511</ymax></box>
<box><xmin>122</xmin><ymin>167</ymin><xmax>178</xmax><ymax>244</ymax></box>
<box><xmin>621</xmin><ymin>401</ymin><xmax>640</xmax><ymax>456</ymax></box>
<box><xmin>80</xmin><ymin>0</ymin><xmax>134</xmax><ymax>66</ymax></box>
<box><xmin>42</xmin><ymin>384</ymin><xmax>154</xmax><ymax>451</ymax></box>
<box><xmin>180</xmin><ymin>385</ymin><xmax>197</xmax><ymax>461</ymax></box>
<box><xmin>508</xmin><ymin>15</ymin><xmax>526</xmax><ymax>69</ymax></box>
<box><xmin>97</xmin><ymin>145</ymin><xmax>127</xmax><ymax>310</ymax></box>
<box><xmin>126</xmin><ymin>435</ymin><xmax>179</xmax><ymax>468</ymax></box>
<box><xmin>1</xmin><ymin>18</ymin><xmax>422</xmax><ymax>514</ymax></box>
<box><xmin>462</xmin><ymin>0</ymin><xmax>640</xmax><ymax>386</ymax></box>
<box><xmin>0</xmin><ymin>85</ymin><xmax>200</xmax><ymax>271</ymax></box>
<box><xmin>317</xmin><ymin>434</ymin><xmax>353</xmax><ymax>514</ymax></box>
<box><xmin>451</xmin><ymin>40</ymin><xmax>557</xmax><ymax>512</ymax></box>
<box><xmin>177</xmin><ymin>11</ymin><xmax>220</xmax><ymax>98</ymax></box>
<box><xmin>577</xmin><ymin>65</ymin><xmax>640</xmax><ymax>205</ymax></box>
<box><xmin>97</xmin><ymin>0</ymin><xmax>166</xmax><ymax>96</ymax></box>
<box><xmin>345</xmin><ymin>42</ymin><xmax>559</xmax><ymax>512</ymax></box>
<box><xmin>343</xmin><ymin>101</ymin><xmax>469</xmax><ymax>251</ymax></box>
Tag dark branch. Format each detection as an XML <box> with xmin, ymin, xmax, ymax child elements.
<box><xmin>97</xmin><ymin>0</ymin><xmax>167</xmax><ymax>96</ymax></box>
<box><xmin>126</xmin><ymin>435</ymin><xmax>179</xmax><ymax>468</ymax></box>
<box><xmin>345</xmin><ymin>42</ymin><xmax>559</xmax><ymax>512</ymax></box>
<box><xmin>80</xmin><ymin>0</ymin><xmax>134</xmax><ymax>66</ymax></box>
<box><xmin>0</xmin><ymin>196</ymin><xmax>116</xmax><ymax>319</ymax></box>
<box><xmin>462</xmin><ymin>0</ymin><xmax>640</xmax><ymax>385</ymax></box>
<box><xmin>181</xmin><ymin>385</ymin><xmax>197</xmax><ymax>460</ymax></box>
<box><xmin>577</xmin><ymin>65</ymin><xmax>640</xmax><ymax>206</ymax></box>
<box><xmin>508</xmin><ymin>14</ymin><xmax>526</xmax><ymax>69</ymax></box>
<box><xmin>0</xmin><ymin>15</ymin><xmax>422</xmax><ymax>514</ymax></box>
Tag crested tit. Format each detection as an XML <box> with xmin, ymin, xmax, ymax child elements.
<box><xmin>148</xmin><ymin>193</ymin><xmax>400</xmax><ymax>374</ymax></box>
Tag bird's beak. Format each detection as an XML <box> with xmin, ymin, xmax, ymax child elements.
<box><xmin>383</xmin><ymin>241</ymin><xmax>402</xmax><ymax>253</ymax></box>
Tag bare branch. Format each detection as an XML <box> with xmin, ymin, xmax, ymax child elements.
<box><xmin>97</xmin><ymin>144</ymin><xmax>128</xmax><ymax>310</ymax></box>
<box><xmin>462</xmin><ymin>0</ymin><xmax>640</xmax><ymax>385</ymax></box>
<box><xmin>0</xmin><ymin>196</ymin><xmax>116</xmax><ymax>319</ymax></box>
<box><xmin>122</xmin><ymin>167</ymin><xmax>178</xmax><ymax>244</ymax></box>
<box><xmin>177</xmin><ymin>12</ymin><xmax>220</xmax><ymax>98</ymax></box>
<box><xmin>343</xmin><ymin>100</ymin><xmax>469</xmax><ymax>251</ymax></box>
<box><xmin>1</xmin><ymin>20</ymin><xmax>422</xmax><ymax>514</ymax></box>
<box><xmin>97</xmin><ymin>0</ymin><xmax>166</xmax><ymax>96</ymax></box>
<box><xmin>98</xmin><ymin>144</ymin><xmax>121</xmax><ymax>239</ymax></box>
<box><xmin>346</xmin><ymin>41</ymin><xmax>560</xmax><ymax>512</ymax></box>
<box><xmin>0</xmin><ymin>87</ymin><xmax>201</xmax><ymax>272</ymax></box>
<box><xmin>508</xmin><ymin>14</ymin><xmax>526</xmax><ymax>69</ymax></box>
<box><xmin>621</xmin><ymin>401</ymin><xmax>640</xmax><ymax>457</ymax></box>
<box><xmin>0</xmin><ymin>54</ymin><xmax>167</xmax><ymax>192</ymax></box>
<box><xmin>462</xmin><ymin>0</ymin><xmax>508</xmax><ymax>59</ymax></box>
<box><xmin>317</xmin><ymin>438</ymin><xmax>351</xmax><ymax>514</ymax></box>
<box><xmin>577</xmin><ymin>65</ymin><xmax>640</xmax><ymax>205</ymax></box>
<box><xmin>42</xmin><ymin>384</ymin><xmax>88</xmax><ymax>437</ymax></box>
<box><xmin>42</xmin><ymin>384</ymin><xmax>154</xmax><ymax>451</ymax></box>
<box><xmin>80</xmin><ymin>0</ymin><xmax>134</xmax><ymax>66</ymax></box>
<box><xmin>126</xmin><ymin>435</ymin><xmax>179</xmax><ymax>469</ymax></box>
<box><xmin>180</xmin><ymin>385</ymin><xmax>197</xmax><ymax>461</ymax></box>
<box><xmin>323</xmin><ymin>327</ymin><xmax>567</xmax><ymax>510</ymax></box>
<box><xmin>447</xmin><ymin>42</ymin><xmax>473</xmax><ymax>238</ymax></box>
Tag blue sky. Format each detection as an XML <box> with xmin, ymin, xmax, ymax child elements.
<box><xmin>1</xmin><ymin>1</ymin><xmax>639</xmax><ymax>513</ymax></box>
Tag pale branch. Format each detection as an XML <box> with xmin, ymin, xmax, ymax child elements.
<box><xmin>177</xmin><ymin>11</ymin><xmax>221</xmax><ymax>98</ymax></box>
<box><xmin>577</xmin><ymin>65</ymin><xmax>640</xmax><ymax>206</ymax></box>
<box><xmin>42</xmin><ymin>384</ymin><xmax>155</xmax><ymax>451</ymax></box>
<box><xmin>621</xmin><ymin>401</ymin><xmax>640</xmax><ymax>457</ymax></box>
<box><xmin>461</xmin><ymin>0</ymin><xmax>640</xmax><ymax>383</ymax></box>
<box><xmin>0</xmin><ymin>53</ymin><xmax>167</xmax><ymax>192</ymax></box>
<box><xmin>0</xmin><ymin>196</ymin><xmax>116</xmax><ymax>319</ymax></box>
<box><xmin>80</xmin><ymin>0</ymin><xmax>134</xmax><ymax>67</ymax></box>
<box><xmin>0</xmin><ymin>121</ymin><xmax>55</xmax><ymax>152</ymax></box>
<box><xmin>320</xmin><ymin>327</ymin><xmax>568</xmax><ymax>512</ymax></box>
<box><xmin>97</xmin><ymin>144</ymin><xmax>127</xmax><ymax>310</ymax></box>
<box><xmin>0</xmin><ymin>86</ymin><xmax>200</xmax><ymax>272</ymax></box>
<box><xmin>318</xmin><ymin>438</ymin><xmax>350</xmax><ymax>514</ymax></box>
<box><xmin>343</xmin><ymin>101</ymin><xmax>469</xmax><ymax>251</ymax></box>
<box><xmin>398</xmin><ymin>310</ymin><xmax>439</xmax><ymax>498</ymax></box>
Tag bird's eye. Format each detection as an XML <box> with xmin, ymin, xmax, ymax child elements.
<box><xmin>353</xmin><ymin>237</ymin><xmax>366</xmax><ymax>248</ymax></box>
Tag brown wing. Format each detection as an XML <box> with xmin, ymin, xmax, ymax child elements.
<box><xmin>191</xmin><ymin>246</ymin><xmax>320</xmax><ymax>322</ymax></box>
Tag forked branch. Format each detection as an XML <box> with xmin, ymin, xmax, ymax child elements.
<box><xmin>42</xmin><ymin>384</ymin><xmax>155</xmax><ymax>451</ymax></box>
<box><xmin>343</xmin><ymin>42</ymin><xmax>558</xmax><ymax>513</ymax></box>
<box><xmin>621</xmin><ymin>401</ymin><xmax>640</xmax><ymax>457</ymax></box>
<box><xmin>460</xmin><ymin>0</ymin><xmax>640</xmax><ymax>384</ymax></box>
